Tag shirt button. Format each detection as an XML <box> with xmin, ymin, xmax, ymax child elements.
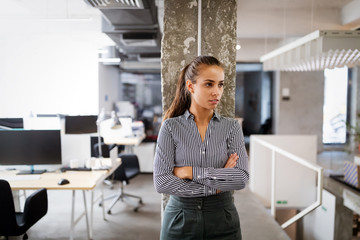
<box><xmin>213</xmin><ymin>177</ymin><xmax>217</xmax><ymax>179</ymax></box>
<box><xmin>202</xmin><ymin>151</ymin><xmax>205</xmax><ymax>154</ymax></box>
<box><xmin>197</xmin><ymin>175</ymin><xmax>201</xmax><ymax>179</ymax></box>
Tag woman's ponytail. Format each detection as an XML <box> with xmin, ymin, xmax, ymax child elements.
<box><xmin>163</xmin><ymin>64</ymin><xmax>191</xmax><ymax>120</ymax></box>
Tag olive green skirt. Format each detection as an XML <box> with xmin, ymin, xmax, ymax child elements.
<box><xmin>160</xmin><ymin>192</ymin><xmax>241</xmax><ymax>240</ymax></box>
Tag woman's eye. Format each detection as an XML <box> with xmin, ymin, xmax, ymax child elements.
<box><xmin>219</xmin><ymin>83</ymin><xmax>224</xmax><ymax>88</ymax></box>
<box><xmin>206</xmin><ymin>83</ymin><xmax>212</xmax><ymax>87</ymax></box>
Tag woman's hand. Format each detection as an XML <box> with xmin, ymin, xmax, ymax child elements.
<box><xmin>224</xmin><ymin>153</ymin><xmax>239</xmax><ymax>168</ymax></box>
<box><xmin>173</xmin><ymin>166</ymin><xmax>192</xmax><ymax>180</ymax></box>
<box><xmin>216</xmin><ymin>153</ymin><xmax>239</xmax><ymax>194</ymax></box>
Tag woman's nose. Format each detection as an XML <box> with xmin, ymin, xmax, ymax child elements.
<box><xmin>212</xmin><ymin>87</ymin><xmax>221</xmax><ymax>96</ymax></box>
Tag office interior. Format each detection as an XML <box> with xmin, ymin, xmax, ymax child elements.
<box><xmin>1</xmin><ymin>0</ymin><xmax>360</xmax><ymax>239</ymax></box>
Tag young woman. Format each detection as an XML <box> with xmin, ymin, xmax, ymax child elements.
<box><xmin>153</xmin><ymin>56</ymin><xmax>249</xmax><ymax>240</ymax></box>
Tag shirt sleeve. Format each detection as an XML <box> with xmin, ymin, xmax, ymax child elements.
<box><xmin>192</xmin><ymin>120</ymin><xmax>249</xmax><ymax>191</ymax></box>
<box><xmin>153</xmin><ymin>120</ymin><xmax>216</xmax><ymax>197</ymax></box>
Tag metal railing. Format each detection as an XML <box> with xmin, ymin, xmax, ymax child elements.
<box><xmin>252</xmin><ymin>137</ymin><xmax>323</xmax><ymax>229</ymax></box>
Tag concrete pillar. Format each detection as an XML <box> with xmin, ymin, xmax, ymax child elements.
<box><xmin>160</xmin><ymin>0</ymin><xmax>237</xmax><ymax>211</ymax></box>
<box><xmin>348</xmin><ymin>66</ymin><xmax>359</xmax><ymax>152</ymax></box>
<box><xmin>161</xmin><ymin>0</ymin><xmax>237</xmax><ymax>118</ymax></box>
<box><xmin>354</xmin><ymin>66</ymin><xmax>360</xmax><ymax>114</ymax></box>
<box><xmin>274</xmin><ymin>71</ymin><xmax>324</xmax><ymax>151</ymax></box>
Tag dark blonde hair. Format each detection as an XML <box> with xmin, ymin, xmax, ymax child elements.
<box><xmin>163</xmin><ymin>55</ymin><xmax>223</xmax><ymax>120</ymax></box>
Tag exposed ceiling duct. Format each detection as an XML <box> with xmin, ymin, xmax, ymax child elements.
<box><xmin>98</xmin><ymin>45</ymin><xmax>121</xmax><ymax>65</ymax></box>
<box><xmin>84</xmin><ymin>0</ymin><xmax>161</xmax><ymax>71</ymax></box>
<box><xmin>260</xmin><ymin>30</ymin><xmax>360</xmax><ymax>72</ymax></box>
<box><xmin>119</xmin><ymin>61</ymin><xmax>161</xmax><ymax>73</ymax></box>
<box><xmin>86</xmin><ymin>0</ymin><xmax>145</xmax><ymax>9</ymax></box>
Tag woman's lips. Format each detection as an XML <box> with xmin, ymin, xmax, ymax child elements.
<box><xmin>209</xmin><ymin>99</ymin><xmax>219</xmax><ymax>104</ymax></box>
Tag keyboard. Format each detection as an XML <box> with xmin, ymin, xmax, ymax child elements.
<box><xmin>60</xmin><ymin>167</ymin><xmax>92</xmax><ymax>172</ymax></box>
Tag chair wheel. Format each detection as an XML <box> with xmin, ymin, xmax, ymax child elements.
<box><xmin>134</xmin><ymin>208</ymin><xmax>138</xmax><ymax>212</ymax></box>
<box><xmin>139</xmin><ymin>200</ymin><xmax>143</xmax><ymax>204</ymax></box>
<box><xmin>107</xmin><ymin>210</ymin><xmax>112</xmax><ymax>214</ymax></box>
<box><xmin>99</xmin><ymin>202</ymin><xmax>103</xmax><ymax>207</ymax></box>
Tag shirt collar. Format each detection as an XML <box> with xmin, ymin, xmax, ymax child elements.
<box><xmin>184</xmin><ymin>109</ymin><xmax>220</xmax><ymax>121</ymax></box>
<box><xmin>184</xmin><ymin>109</ymin><xmax>193</xmax><ymax>120</ymax></box>
<box><xmin>212</xmin><ymin>111</ymin><xmax>220</xmax><ymax>121</ymax></box>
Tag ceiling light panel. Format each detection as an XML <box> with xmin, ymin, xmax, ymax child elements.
<box><xmin>260</xmin><ymin>30</ymin><xmax>360</xmax><ymax>71</ymax></box>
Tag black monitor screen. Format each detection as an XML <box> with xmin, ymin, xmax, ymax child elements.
<box><xmin>65</xmin><ymin>115</ymin><xmax>97</xmax><ymax>134</ymax></box>
<box><xmin>0</xmin><ymin>118</ymin><xmax>23</xmax><ymax>129</ymax></box>
<box><xmin>0</xmin><ymin>130</ymin><xmax>62</xmax><ymax>165</ymax></box>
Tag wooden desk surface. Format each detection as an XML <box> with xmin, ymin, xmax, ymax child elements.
<box><xmin>0</xmin><ymin>159</ymin><xmax>121</xmax><ymax>190</ymax></box>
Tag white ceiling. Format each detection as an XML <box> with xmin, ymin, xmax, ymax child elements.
<box><xmin>236</xmin><ymin>0</ymin><xmax>359</xmax><ymax>61</ymax></box>
<box><xmin>156</xmin><ymin>0</ymin><xmax>360</xmax><ymax>62</ymax></box>
<box><xmin>1</xmin><ymin>0</ymin><xmax>359</xmax><ymax>62</ymax></box>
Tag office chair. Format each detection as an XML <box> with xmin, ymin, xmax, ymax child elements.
<box><xmin>102</xmin><ymin>153</ymin><xmax>143</xmax><ymax>213</ymax></box>
<box><xmin>0</xmin><ymin>180</ymin><xmax>48</xmax><ymax>240</ymax></box>
<box><xmin>92</xmin><ymin>141</ymin><xmax>125</xmax><ymax>158</ymax></box>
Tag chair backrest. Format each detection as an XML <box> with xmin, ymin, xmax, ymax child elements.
<box><xmin>0</xmin><ymin>179</ymin><xmax>19</xmax><ymax>234</ymax></box>
<box><xmin>112</xmin><ymin>154</ymin><xmax>140</xmax><ymax>184</ymax></box>
<box><xmin>93</xmin><ymin>142</ymin><xmax>117</xmax><ymax>158</ymax></box>
<box><xmin>23</xmin><ymin>188</ymin><xmax>48</xmax><ymax>229</ymax></box>
<box><xmin>120</xmin><ymin>154</ymin><xmax>140</xmax><ymax>170</ymax></box>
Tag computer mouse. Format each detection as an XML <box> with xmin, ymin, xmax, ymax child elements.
<box><xmin>58</xmin><ymin>178</ymin><xmax>70</xmax><ymax>185</ymax></box>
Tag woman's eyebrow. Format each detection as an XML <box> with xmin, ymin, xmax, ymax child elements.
<box><xmin>204</xmin><ymin>79</ymin><xmax>224</xmax><ymax>82</ymax></box>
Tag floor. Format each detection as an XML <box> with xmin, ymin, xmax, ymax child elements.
<box><xmin>2</xmin><ymin>150</ymin><xmax>353</xmax><ymax>240</ymax></box>
<box><xmin>7</xmin><ymin>174</ymin><xmax>162</xmax><ymax>240</ymax></box>
<box><xmin>3</xmin><ymin>173</ymin><xmax>290</xmax><ymax>240</ymax></box>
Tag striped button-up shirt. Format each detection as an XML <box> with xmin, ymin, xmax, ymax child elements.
<box><xmin>153</xmin><ymin>110</ymin><xmax>249</xmax><ymax>197</ymax></box>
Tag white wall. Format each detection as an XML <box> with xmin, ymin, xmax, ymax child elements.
<box><xmin>0</xmin><ymin>0</ymin><xmax>116</xmax><ymax>168</ymax></box>
<box><xmin>0</xmin><ymin>33</ymin><xmax>101</xmax><ymax>116</ymax></box>
<box><xmin>0</xmin><ymin>0</ymin><xmax>113</xmax><ymax>117</ymax></box>
<box><xmin>303</xmin><ymin>189</ymin><xmax>336</xmax><ymax>240</ymax></box>
<box><xmin>250</xmin><ymin>135</ymin><xmax>318</xmax><ymax>209</ymax></box>
<box><xmin>98</xmin><ymin>63</ymin><xmax>120</xmax><ymax>113</ymax></box>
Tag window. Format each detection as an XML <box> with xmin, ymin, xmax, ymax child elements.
<box><xmin>322</xmin><ymin>67</ymin><xmax>348</xmax><ymax>144</ymax></box>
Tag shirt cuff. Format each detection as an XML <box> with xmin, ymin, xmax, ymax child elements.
<box><xmin>193</xmin><ymin>166</ymin><xmax>206</xmax><ymax>183</ymax></box>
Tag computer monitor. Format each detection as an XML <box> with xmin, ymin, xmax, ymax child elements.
<box><xmin>65</xmin><ymin>115</ymin><xmax>97</xmax><ymax>134</ymax></box>
<box><xmin>0</xmin><ymin>118</ymin><xmax>23</xmax><ymax>129</ymax></box>
<box><xmin>0</xmin><ymin>130</ymin><xmax>62</xmax><ymax>174</ymax></box>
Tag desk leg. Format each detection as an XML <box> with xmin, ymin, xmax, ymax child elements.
<box><xmin>83</xmin><ymin>190</ymin><xmax>91</xmax><ymax>240</ymax></box>
<box><xmin>101</xmin><ymin>187</ymin><xmax>106</xmax><ymax>220</ymax></box>
<box><xmin>70</xmin><ymin>190</ymin><xmax>76</xmax><ymax>240</ymax></box>
<box><xmin>12</xmin><ymin>190</ymin><xmax>21</xmax><ymax>211</ymax></box>
<box><xmin>124</xmin><ymin>145</ymin><xmax>134</xmax><ymax>153</ymax></box>
<box><xmin>90</xmin><ymin>191</ymin><xmax>94</xmax><ymax>237</ymax></box>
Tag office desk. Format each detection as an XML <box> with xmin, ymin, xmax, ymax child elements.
<box><xmin>1</xmin><ymin>158</ymin><xmax>120</xmax><ymax>240</ymax></box>
<box><xmin>104</xmin><ymin>134</ymin><xmax>146</xmax><ymax>153</ymax></box>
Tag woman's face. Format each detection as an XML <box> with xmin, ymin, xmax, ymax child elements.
<box><xmin>187</xmin><ymin>64</ymin><xmax>225</xmax><ymax>111</ymax></box>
